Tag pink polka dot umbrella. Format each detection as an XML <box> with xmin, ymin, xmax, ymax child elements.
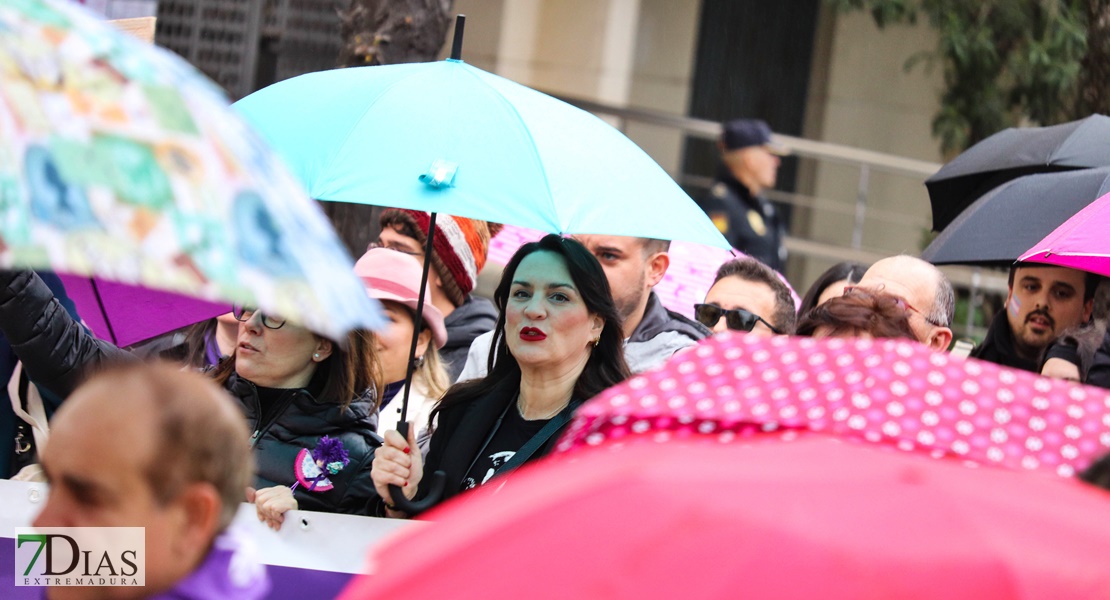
<box><xmin>556</xmin><ymin>333</ymin><xmax>1110</xmax><ymax>478</ymax></box>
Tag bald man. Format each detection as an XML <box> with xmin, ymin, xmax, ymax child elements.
<box><xmin>856</xmin><ymin>256</ymin><xmax>955</xmax><ymax>352</ymax></box>
<box><xmin>33</xmin><ymin>362</ymin><xmax>268</xmax><ymax>600</ymax></box>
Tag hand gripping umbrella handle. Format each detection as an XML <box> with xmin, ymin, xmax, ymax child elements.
<box><xmin>387</xmin><ymin>420</ymin><xmax>446</xmax><ymax>516</ymax></box>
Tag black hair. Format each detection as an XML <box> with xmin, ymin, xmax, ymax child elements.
<box><xmin>711</xmin><ymin>258</ymin><xmax>797</xmax><ymax>334</ymax></box>
<box><xmin>799</xmin><ymin>261</ymin><xmax>867</xmax><ymax>318</ymax></box>
<box><xmin>1008</xmin><ymin>264</ymin><xmax>1101</xmax><ymax>303</ymax></box>
<box><xmin>436</xmin><ymin>235</ymin><xmax>630</xmax><ymax>413</ymax></box>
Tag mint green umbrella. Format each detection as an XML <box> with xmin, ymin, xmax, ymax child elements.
<box><xmin>235</xmin><ymin>55</ymin><xmax>730</xmax><ymax>249</ymax></box>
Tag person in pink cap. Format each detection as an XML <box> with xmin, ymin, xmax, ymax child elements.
<box><xmin>354</xmin><ymin>248</ymin><xmax>450</xmax><ymax>441</ymax></box>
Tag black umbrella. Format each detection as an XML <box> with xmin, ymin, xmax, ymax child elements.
<box><xmin>922</xmin><ymin>168</ymin><xmax>1110</xmax><ymax>265</ymax></box>
<box><xmin>925</xmin><ymin>114</ymin><xmax>1110</xmax><ymax>231</ymax></box>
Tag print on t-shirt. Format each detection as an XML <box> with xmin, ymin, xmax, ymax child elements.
<box><xmin>463</xmin><ymin>450</ymin><xmax>515</xmax><ymax>490</ymax></box>
<box><xmin>462</xmin><ymin>404</ymin><xmax>548</xmax><ymax>492</ymax></box>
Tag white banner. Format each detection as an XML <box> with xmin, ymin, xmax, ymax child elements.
<box><xmin>0</xmin><ymin>479</ymin><xmax>422</xmax><ymax>575</ymax></box>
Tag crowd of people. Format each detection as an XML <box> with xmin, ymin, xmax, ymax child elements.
<box><xmin>7</xmin><ymin>119</ymin><xmax>1110</xmax><ymax>599</ymax></box>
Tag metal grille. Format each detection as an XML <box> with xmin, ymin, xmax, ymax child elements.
<box><xmin>154</xmin><ymin>0</ymin><xmax>344</xmax><ymax>99</ymax></box>
<box><xmin>274</xmin><ymin>0</ymin><xmax>348</xmax><ymax>81</ymax></box>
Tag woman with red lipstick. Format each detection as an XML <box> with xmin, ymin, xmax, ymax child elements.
<box><xmin>370</xmin><ymin>235</ymin><xmax>631</xmax><ymax>517</ymax></box>
<box><xmin>0</xmin><ymin>269</ymin><xmax>383</xmax><ymax>519</ymax></box>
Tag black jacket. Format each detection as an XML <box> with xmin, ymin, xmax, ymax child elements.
<box><xmin>971</xmin><ymin>311</ymin><xmax>1040</xmax><ymax>373</ymax></box>
<box><xmin>369</xmin><ymin>376</ymin><xmax>574</xmax><ymax>515</ymax></box>
<box><xmin>697</xmin><ymin>166</ymin><xmax>787</xmax><ymax>272</ymax></box>
<box><xmin>442</xmin><ymin>294</ymin><xmax>498</xmax><ymax>382</ymax></box>
<box><xmin>227</xmin><ymin>372</ymin><xmax>380</xmax><ymax>514</ymax></box>
<box><xmin>0</xmin><ymin>270</ymin><xmax>379</xmax><ymax>514</ymax></box>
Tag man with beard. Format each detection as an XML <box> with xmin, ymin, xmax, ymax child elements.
<box><xmin>457</xmin><ymin>235</ymin><xmax>710</xmax><ymax>378</ymax></box>
<box><xmin>972</xmin><ymin>264</ymin><xmax>1097</xmax><ymax>372</ymax></box>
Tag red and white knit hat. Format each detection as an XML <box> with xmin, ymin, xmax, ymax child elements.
<box><xmin>379</xmin><ymin>209</ymin><xmax>501</xmax><ymax>307</ymax></box>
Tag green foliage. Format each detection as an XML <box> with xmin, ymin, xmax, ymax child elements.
<box><xmin>830</xmin><ymin>0</ymin><xmax>1088</xmax><ymax>154</ymax></box>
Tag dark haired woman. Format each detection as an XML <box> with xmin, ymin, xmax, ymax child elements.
<box><xmin>0</xmin><ymin>270</ymin><xmax>382</xmax><ymax>517</ymax></box>
<box><xmin>798</xmin><ymin>261</ymin><xmax>867</xmax><ymax>319</ymax></box>
<box><xmin>370</xmin><ymin>235</ymin><xmax>630</xmax><ymax>517</ymax></box>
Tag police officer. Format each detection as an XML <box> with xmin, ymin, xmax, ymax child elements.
<box><xmin>697</xmin><ymin>118</ymin><xmax>788</xmax><ymax>272</ymax></box>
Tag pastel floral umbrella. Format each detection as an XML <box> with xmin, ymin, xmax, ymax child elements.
<box><xmin>0</xmin><ymin>0</ymin><xmax>383</xmax><ymax>340</ymax></box>
<box><xmin>555</xmin><ymin>333</ymin><xmax>1110</xmax><ymax>478</ymax></box>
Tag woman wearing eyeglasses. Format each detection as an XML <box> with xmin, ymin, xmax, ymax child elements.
<box><xmin>0</xmin><ymin>270</ymin><xmax>382</xmax><ymax>518</ymax></box>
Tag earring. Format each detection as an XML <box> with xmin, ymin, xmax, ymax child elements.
<box><xmin>313</xmin><ymin>352</ymin><xmax>320</xmax><ymax>360</ymax></box>
<box><xmin>414</xmin><ymin>355</ymin><xmax>425</xmax><ymax>368</ymax></box>
<box><xmin>590</xmin><ymin>336</ymin><xmax>601</xmax><ymax>348</ymax></box>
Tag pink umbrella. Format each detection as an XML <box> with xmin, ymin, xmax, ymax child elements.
<box><xmin>341</xmin><ymin>437</ymin><xmax>1110</xmax><ymax>600</ymax></box>
<box><xmin>1018</xmin><ymin>189</ymin><xmax>1110</xmax><ymax>275</ymax></box>
<box><xmin>488</xmin><ymin>224</ymin><xmax>798</xmax><ymax>319</ymax></box>
<box><xmin>555</xmin><ymin>333</ymin><xmax>1110</xmax><ymax>478</ymax></box>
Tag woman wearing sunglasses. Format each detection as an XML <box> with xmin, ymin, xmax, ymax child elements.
<box><xmin>0</xmin><ymin>270</ymin><xmax>382</xmax><ymax>519</ymax></box>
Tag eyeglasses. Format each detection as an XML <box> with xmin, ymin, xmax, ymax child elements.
<box><xmin>367</xmin><ymin>241</ymin><xmax>423</xmax><ymax>258</ymax></box>
<box><xmin>232</xmin><ymin>306</ymin><xmax>286</xmax><ymax>330</ymax></box>
<box><xmin>842</xmin><ymin>286</ymin><xmax>945</xmax><ymax>327</ymax></box>
<box><xmin>694</xmin><ymin>304</ymin><xmax>782</xmax><ymax>334</ymax></box>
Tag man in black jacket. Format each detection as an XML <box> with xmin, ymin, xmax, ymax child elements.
<box><xmin>973</xmin><ymin>264</ymin><xmax>1097</xmax><ymax>372</ymax></box>
<box><xmin>697</xmin><ymin>119</ymin><xmax>788</xmax><ymax>272</ymax></box>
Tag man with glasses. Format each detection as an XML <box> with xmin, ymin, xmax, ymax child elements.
<box><xmin>375</xmin><ymin>209</ymin><xmax>500</xmax><ymax>381</ymax></box>
<box><xmin>696</xmin><ymin>258</ymin><xmax>795</xmax><ymax>336</ymax></box>
<box><xmin>855</xmin><ymin>255</ymin><xmax>955</xmax><ymax>352</ymax></box>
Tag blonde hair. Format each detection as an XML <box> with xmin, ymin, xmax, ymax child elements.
<box><xmin>414</xmin><ymin>343</ymin><xmax>450</xmax><ymax>400</ymax></box>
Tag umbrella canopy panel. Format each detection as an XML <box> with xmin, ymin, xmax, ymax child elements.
<box><xmin>556</xmin><ymin>333</ymin><xmax>1110</xmax><ymax>478</ymax></box>
<box><xmin>926</xmin><ymin>114</ymin><xmax>1110</xmax><ymax>231</ymax></box>
<box><xmin>344</xmin><ymin>438</ymin><xmax>1110</xmax><ymax>600</ymax></box>
<box><xmin>922</xmin><ymin>168</ymin><xmax>1110</xmax><ymax>265</ymax></box>
<box><xmin>1019</xmin><ymin>188</ymin><xmax>1110</xmax><ymax>279</ymax></box>
<box><xmin>235</xmin><ymin>60</ymin><xmax>731</xmax><ymax>249</ymax></box>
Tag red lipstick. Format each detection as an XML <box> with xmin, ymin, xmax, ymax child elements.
<box><xmin>520</xmin><ymin>327</ymin><xmax>546</xmax><ymax>341</ymax></box>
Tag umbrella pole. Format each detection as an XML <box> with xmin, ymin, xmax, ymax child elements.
<box><xmin>450</xmin><ymin>14</ymin><xmax>466</xmax><ymax>61</ymax></box>
<box><xmin>388</xmin><ymin>13</ymin><xmax>467</xmax><ymax>516</ymax></box>
<box><xmin>388</xmin><ymin>211</ymin><xmax>447</xmax><ymax>516</ymax></box>
<box><xmin>88</xmin><ymin>278</ymin><xmax>119</xmax><ymax>346</ymax></box>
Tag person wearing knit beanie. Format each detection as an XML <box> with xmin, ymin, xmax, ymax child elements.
<box><xmin>376</xmin><ymin>209</ymin><xmax>501</xmax><ymax>382</ymax></box>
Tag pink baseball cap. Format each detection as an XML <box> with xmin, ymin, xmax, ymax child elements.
<box><xmin>355</xmin><ymin>248</ymin><xmax>448</xmax><ymax>349</ymax></box>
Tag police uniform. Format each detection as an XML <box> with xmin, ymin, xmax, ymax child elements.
<box><xmin>697</xmin><ymin>166</ymin><xmax>787</xmax><ymax>272</ymax></box>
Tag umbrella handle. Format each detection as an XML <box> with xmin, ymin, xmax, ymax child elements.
<box><xmin>388</xmin><ymin>471</ymin><xmax>445</xmax><ymax>517</ymax></box>
<box><xmin>386</xmin><ymin>420</ymin><xmax>446</xmax><ymax>516</ymax></box>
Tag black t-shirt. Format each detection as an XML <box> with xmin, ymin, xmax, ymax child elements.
<box><xmin>462</xmin><ymin>406</ymin><xmax>549</xmax><ymax>491</ymax></box>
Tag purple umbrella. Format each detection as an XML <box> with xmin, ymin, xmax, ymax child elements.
<box><xmin>57</xmin><ymin>275</ymin><xmax>230</xmax><ymax>347</ymax></box>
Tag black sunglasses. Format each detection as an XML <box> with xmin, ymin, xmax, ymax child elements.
<box><xmin>694</xmin><ymin>303</ymin><xmax>781</xmax><ymax>334</ymax></box>
<box><xmin>232</xmin><ymin>305</ymin><xmax>286</xmax><ymax>330</ymax></box>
